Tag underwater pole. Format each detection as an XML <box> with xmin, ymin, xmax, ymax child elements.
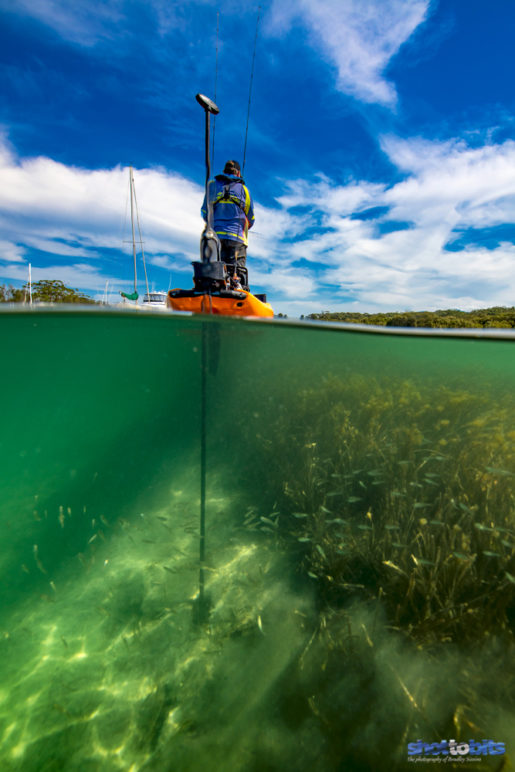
<box><xmin>197</xmin><ymin>322</ymin><xmax>209</xmax><ymax>624</ymax></box>
<box><xmin>194</xmin><ymin>92</ymin><xmax>220</xmax><ymax>625</ymax></box>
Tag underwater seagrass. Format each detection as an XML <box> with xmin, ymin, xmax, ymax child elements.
<box><xmin>237</xmin><ymin>371</ymin><xmax>515</xmax><ymax>769</ymax></box>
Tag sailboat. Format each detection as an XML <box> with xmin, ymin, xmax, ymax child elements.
<box><xmin>119</xmin><ymin>168</ymin><xmax>167</xmax><ymax>309</ymax></box>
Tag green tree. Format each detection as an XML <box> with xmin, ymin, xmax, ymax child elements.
<box><xmin>24</xmin><ymin>280</ymin><xmax>97</xmax><ymax>304</ymax></box>
<box><xmin>0</xmin><ymin>284</ymin><xmax>28</xmax><ymax>302</ymax></box>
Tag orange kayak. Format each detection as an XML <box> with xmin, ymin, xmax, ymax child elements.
<box><xmin>167</xmin><ymin>289</ymin><xmax>274</xmax><ymax>317</ymax></box>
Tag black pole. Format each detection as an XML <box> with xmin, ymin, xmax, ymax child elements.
<box><xmin>194</xmin><ymin>93</ymin><xmax>219</xmax><ymax>624</ymax></box>
<box><xmin>205</xmin><ymin>111</ymin><xmax>213</xmax><ymax>231</ymax></box>
<box><xmin>196</xmin><ymin>93</ymin><xmax>219</xmax><ymax>233</ymax></box>
<box><xmin>197</xmin><ymin>322</ymin><xmax>208</xmax><ymax>623</ymax></box>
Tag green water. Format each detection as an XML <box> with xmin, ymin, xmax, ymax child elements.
<box><xmin>0</xmin><ymin>309</ymin><xmax>514</xmax><ymax>771</ymax></box>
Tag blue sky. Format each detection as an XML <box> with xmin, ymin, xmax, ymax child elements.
<box><xmin>1</xmin><ymin>0</ymin><xmax>515</xmax><ymax>315</ymax></box>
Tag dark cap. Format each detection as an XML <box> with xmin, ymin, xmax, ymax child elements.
<box><xmin>223</xmin><ymin>160</ymin><xmax>241</xmax><ymax>175</ymax></box>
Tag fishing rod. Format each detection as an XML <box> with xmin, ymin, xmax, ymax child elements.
<box><xmin>211</xmin><ymin>11</ymin><xmax>220</xmax><ymax>164</ymax></box>
<box><xmin>242</xmin><ymin>5</ymin><xmax>261</xmax><ymax>175</ymax></box>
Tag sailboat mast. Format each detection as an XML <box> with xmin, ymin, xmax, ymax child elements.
<box><xmin>129</xmin><ymin>166</ymin><xmax>138</xmax><ymax>296</ymax></box>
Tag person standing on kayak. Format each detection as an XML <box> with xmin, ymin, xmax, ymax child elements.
<box><xmin>201</xmin><ymin>160</ymin><xmax>255</xmax><ymax>290</ymax></box>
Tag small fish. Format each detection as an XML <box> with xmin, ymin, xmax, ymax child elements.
<box><xmin>100</xmin><ymin>515</ymin><xmax>109</xmax><ymax>527</ymax></box>
<box><xmin>61</xmin><ymin>636</ymin><xmax>68</xmax><ymax>648</ymax></box>
<box><xmin>411</xmin><ymin>555</ymin><xmax>434</xmax><ymax>567</ymax></box>
<box><xmin>50</xmin><ymin>581</ymin><xmax>57</xmax><ymax>593</ymax></box>
<box><xmin>21</xmin><ymin>563</ymin><xmax>30</xmax><ymax>574</ymax></box>
<box><xmin>382</xmin><ymin>560</ymin><xmax>407</xmax><ymax>576</ymax></box>
<box><xmin>88</xmin><ymin>534</ymin><xmax>97</xmax><ymax>545</ymax></box>
<box><xmin>33</xmin><ymin>544</ymin><xmax>47</xmax><ymax>575</ymax></box>
<box><xmin>257</xmin><ymin>615</ymin><xmax>264</xmax><ymax>635</ymax></box>
<box><xmin>347</xmin><ymin>496</ymin><xmax>362</xmax><ymax>503</ymax></box>
<box><xmin>142</xmin><ymin>539</ymin><xmax>156</xmax><ymax>544</ymax></box>
<box><xmin>163</xmin><ymin>566</ymin><xmax>177</xmax><ymax>574</ymax></box>
<box><xmin>316</xmin><ymin>544</ymin><xmax>327</xmax><ymax>560</ymax></box>
<box><xmin>485</xmin><ymin>466</ymin><xmax>515</xmax><ymax>478</ymax></box>
<box><xmin>58</xmin><ymin>511</ymin><xmax>65</xmax><ymax>529</ymax></box>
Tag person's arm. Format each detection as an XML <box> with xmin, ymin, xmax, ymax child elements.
<box><xmin>244</xmin><ymin>186</ymin><xmax>255</xmax><ymax>229</ymax></box>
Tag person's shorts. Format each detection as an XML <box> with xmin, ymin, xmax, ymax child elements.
<box><xmin>219</xmin><ymin>239</ymin><xmax>247</xmax><ymax>266</ymax></box>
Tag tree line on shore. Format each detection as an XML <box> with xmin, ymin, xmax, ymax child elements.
<box><xmin>306</xmin><ymin>306</ymin><xmax>515</xmax><ymax>328</ymax></box>
<box><xmin>2</xmin><ymin>279</ymin><xmax>514</xmax><ymax>327</ymax></box>
<box><xmin>0</xmin><ymin>280</ymin><xmax>96</xmax><ymax>304</ymax></box>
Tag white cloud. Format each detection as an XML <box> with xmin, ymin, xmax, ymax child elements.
<box><xmin>1</xmin><ymin>0</ymin><xmax>209</xmax><ymax>47</ymax></box>
<box><xmin>266</xmin><ymin>0</ymin><xmax>429</xmax><ymax>106</ymax></box>
<box><xmin>3</xmin><ymin>133</ymin><xmax>515</xmax><ymax>315</ymax></box>
<box><xmin>0</xmin><ymin>239</ymin><xmax>25</xmax><ymax>263</ymax></box>
<box><xmin>267</xmin><ymin>134</ymin><xmax>515</xmax><ymax>312</ymax></box>
<box><xmin>0</xmin><ymin>139</ymin><xmax>206</xmax><ymax>290</ymax></box>
<box><xmin>1</xmin><ymin>0</ymin><xmax>125</xmax><ymax>46</ymax></box>
<box><xmin>22</xmin><ymin>236</ymin><xmax>99</xmax><ymax>258</ymax></box>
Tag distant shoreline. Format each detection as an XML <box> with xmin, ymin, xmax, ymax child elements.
<box><xmin>306</xmin><ymin>306</ymin><xmax>515</xmax><ymax>329</ymax></box>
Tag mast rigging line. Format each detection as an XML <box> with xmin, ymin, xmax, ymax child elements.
<box><xmin>131</xmin><ymin>171</ymin><xmax>150</xmax><ymax>298</ymax></box>
<box><xmin>127</xmin><ymin>167</ymin><xmax>150</xmax><ymax>299</ymax></box>
<box><xmin>242</xmin><ymin>5</ymin><xmax>261</xmax><ymax>175</ymax></box>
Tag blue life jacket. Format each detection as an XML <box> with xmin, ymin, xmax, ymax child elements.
<box><xmin>201</xmin><ymin>173</ymin><xmax>255</xmax><ymax>246</ymax></box>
